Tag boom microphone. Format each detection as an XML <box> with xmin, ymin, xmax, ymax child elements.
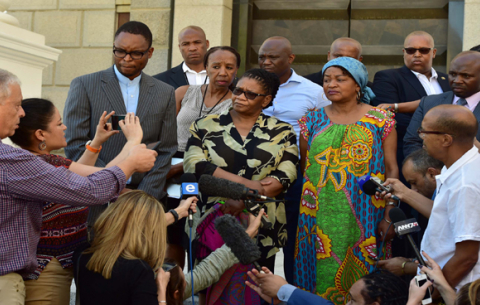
<box><xmin>357</xmin><ymin>175</ymin><xmax>401</xmax><ymax>201</ymax></box>
<box><xmin>198</xmin><ymin>175</ymin><xmax>276</xmax><ymax>229</ymax></box>
<box><xmin>389</xmin><ymin>207</ymin><xmax>426</xmax><ymax>266</ymax></box>
<box><xmin>180</xmin><ymin>173</ymin><xmax>198</xmax><ymax>228</ymax></box>
<box><xmin>215</xmin><ymin>214</ymin><xmax>262</xmax><ymax>271</ymax></box>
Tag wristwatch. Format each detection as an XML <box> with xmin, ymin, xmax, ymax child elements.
<box><xmin>86</xmin><ymin>140</ymin><xmax>102</xmax><ymax>153</ymax></box>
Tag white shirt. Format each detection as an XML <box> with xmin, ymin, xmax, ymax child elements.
<box><xmin>411</xmin><ymin>68</ymin><xmax>444</xmax><ymax>96</ymax></box>
<box><xmin>263</xmin><ymin>69</ymin><xmax>330</xmax><ymax>148</ymax></box>
<box><xmin>453</xmin><ymin>91</ymin><xmax>480</xmax><ymax>112</ymax></box>
<box><xmin>421</xmin><ymin>146</ymin><xmax>480</xmax><ymax>290</ymax></box>
<box><xmin>182</xmin><ymin>62</ymin><xmax>208</xmax><ymax>85</ymax></box>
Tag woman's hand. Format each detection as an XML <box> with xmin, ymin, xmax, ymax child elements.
<box><xmin>156</xmin><ymin>268</ymin><xmax>170</xmax><ymax>303</ymax></box>
<box><xmin>419</xmin><ymin>251</ymin><xmax>456</xmax><ymax>304</ymax></box>
<box><xmin>245</xmin><ymin>208</ymin><xmax>265</xmax><ymax>238</ymax></box>
<box><xmin>221</xmin><ymin>199</ymin><xmax>245</xmax><ymax>217</ymax></box>
<box><xmin>175</xmin><ymin>196</ymin><xmax>198</xmax><ymax>219</ymax></box>
<box><xmin>244</xmin><ymin>180</ymin><xmax>266</xmax><ymax>196</ymax></box>
<box><xmin>407</xmin><ymin>277</ymin><xmax>433</xmax><ymax>305</ymax></box>
<box><xmin>91</xmin><ymin>111</ymin><xmax>119</xmax><ymax>147</ymax></box>
<box><xmin>120</xmin><ymin>112</ymin><xmax>143</xmax><ymax>144</ymax></box>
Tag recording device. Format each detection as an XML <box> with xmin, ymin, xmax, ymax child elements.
<box><xmin>389</xmin><ymin>207</ymin><xmax>426</xmax><ymax>266</ymax></box>
<box><xmin>357</xmin><ymin>175</ymin><xmax>401</xmax><ymax>201</ymax></box>
<box><xmin>161</xmin><ymin>261</ymin><xmax>177</xmax><ymax>272</ymax></box>
<box><xmin>215</xmin><ymin>214</ymin><xmax>263</xmax><ymax>271</ymax></box>
<box><xmin>415</xmin><ymin>273</ymin><xmax>432</xmax><ymax>304</ymax></box>
<box><xmin>146</xmin><ymin>141</ymin><xmax>162</xmax><ymax>153</ymax></box>
<box><xmin>198</xmin><ymin>175</ymin><xmax>276</xmax><ymax>229</ymax></box>
<box><xmin>111</xmin><ymin>114</ymin><xmax>126</xmax><ymax>131</ymax></box>
<box><xmin>180</xmin><ymin>173</ymin><xmax>198</xmax><ymax>228</ymax></box>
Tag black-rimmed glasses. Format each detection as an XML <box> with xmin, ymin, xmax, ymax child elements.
<box><xmin>404</xmin><ymin>48</ymin><xmax>433</xmax><ymax>55</ymax></box>
<box><xmin>113</xmin><ymin>47</ymin><xmax>149</xmax><ymax>60</ymax></box>
<box><xmin>232</xmin><ymin>87</ymin><xmax>269</xmax><ymax>100</ymax></box>
<box><xmin>417</xmin><ymin>127</ymin><xmax>451</xmax><ymax>138</ymax></box>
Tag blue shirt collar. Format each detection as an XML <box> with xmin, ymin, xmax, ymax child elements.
<box><xmin>280</xmin><ymin>69</ymin><xmax>302</xmax><ymax>86</ymax></box>
<box><xmin>113</xmin><ymin>65</ymin><xmax>142</xmax><ymax>86</ymax></box>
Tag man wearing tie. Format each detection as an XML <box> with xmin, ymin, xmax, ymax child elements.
<box><xmin>404</xmin><ymin>51</ymin><xmax>480</xmax><ymax>155</ymax></box>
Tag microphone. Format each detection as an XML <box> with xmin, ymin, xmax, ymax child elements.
<box><xmin>357</xmin><ymin>175</ymin><xmax>401</xmax><ymax>201</ymax></box>
<box><xmin>180</xmin><ymin>173</ymin><xmax>198</xmax><ymax>228</ymax></box>
<box><xmin>198</xmin><ymin>175</ymin><xmax>274</xmax><ymax>230</ymax></box>
<box><xmin>389</xmin><ymin>207</ymin><xmax>426</xmax><ymax>266</ymax></box>
<box><xmin>198</xmin><ymin>175</ymin><xmax>278</xmax><ymax>201</ymax></box>
<box><xmin>215</xmin><ymin>214</ymin><xmax>263</xmax><ymax>271</ymax></box>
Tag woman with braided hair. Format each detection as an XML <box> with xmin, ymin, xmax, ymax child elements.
<box><xmin>349</xmin><ymin>271</ymin><xmax>408</xmax><ymax>305</ymax></box>
<box><xmin>184</xmin><ymin>68</ymin><xmax>298</xmax><ymax>305</ymax></box>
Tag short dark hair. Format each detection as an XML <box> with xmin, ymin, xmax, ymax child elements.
<box><xmin>203</xmin><ymin>46</ymin><xmax>241</xmax><ymax>69</ymax></box>
<box><xmin>164</xmin><ymin>259</ymin><xmax>184</xmax><ymax>305</ymax></box>
<box><xmin>470</xmin><ymin>44</ymin><xmax>480</xmax><ymax>52</ymax></box>
<box><xmin>9</xmin><ymin>98</ymin><xmax>56</xmax><ymax>148</ymax></box>
<box><xmin>114</xmin><ymin>21</ymin><xmax>153</xmax><ymax>48</ymax></box>
<box><xmin>360</xmin><ymin>271</ymin><xmax>409</xmax><ymax>305</ymax></box>
<box><xmin>403</xmin><ymin>149</ymin><xmax>444</xmax><ymax>174</ymax></box>
<box><xmin>238</xmin><ymin>68</ymin><xmax>280</xmax><ymax>109</ymax></box>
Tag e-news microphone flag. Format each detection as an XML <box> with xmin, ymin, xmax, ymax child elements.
<box><xmin>180</xmin><ymin>173</ymin><xmax>198</xmax><ymax>227</ymax></box>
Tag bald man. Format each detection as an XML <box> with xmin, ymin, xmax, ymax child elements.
<box><xmin>258</xmin><ymin>36</ymin><xmax>329</xmax><ymax>284</ymax></box>
<box><xmin>419</xmin><ymin>105</ymin><xmax>480</xmax><ymax>297</ymax></box>
<box><xmin>404</xmin><ymin>51</ymin><xmax>480</xmax><ymax>156</ymax></box>
<box><xmin>154</xmin><ymin>26</ymin><xmax>209</xmax><ymax>89</ymax></box>
<box><xmin>304</xmin><ymin>37</ymin><xmax>370</xmax><ymax>86</ymax></box>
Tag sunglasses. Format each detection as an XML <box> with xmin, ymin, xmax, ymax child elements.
<box><xmin>417</xmin><ymin>127</ymin><xmax>451</xmax><ymax>138</ymax></box>
<box><xmin>404</xmin><ymin>48</ymin><xmax>433</xmax><ymax>55</ymax></box>
<box><xmin>232</xmin><ymin>87</ymin><xmax>269</xmax><ymax>100</ymax></box>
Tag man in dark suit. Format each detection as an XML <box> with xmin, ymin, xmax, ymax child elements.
<box><xmin>304</xmin><ymin>37</ymin><xmax>371</xmax><ymax>86</ymax></box>
<box><xmin>404</xmin><ymin>51</ymin><xmax>480</xmax><ymax>156</ymax></box>
<box><xmin>64</xmin><ymin>21</ymin><xmax>177</xmax><ymax>227</ymax></box>
<box><xmin>153</xmin><ymin>26</ymin><xmax>209</xmax><ymax>89</ymax></box>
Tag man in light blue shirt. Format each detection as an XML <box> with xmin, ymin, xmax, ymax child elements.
<box><xmin>114</xmin><ymin>64</ymin><xmax>141</xmax><ymax>114</ymax></box>
<box><xmin>258</xmin><ymin>36</ymin><xmax>330</xmax><ymax>284</ymax></box>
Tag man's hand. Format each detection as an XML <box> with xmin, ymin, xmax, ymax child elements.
<box><xmin>375</xmin><ymin>178</ymin><xmax>409</xmax><ymax>201</ymax></box>
<box><xmin>127</xmin><ymin>144</ymin><xmax>157</xmax><ymax>173</ymax></box>
<box><xmin>377</xmin><ymin>257</ymin><xmax>410</xmax><ymax>276</ymax></box>
<box><xmin>245</xmin><ymin>180</ymin><xmax>266</xmax><ymax>196</ymax></box>
<box><xmin>221</xmin><ymin>199</ymin><xmax>245</xmax><ymax>216</ymax></box>
<box><xmin>378</xmin><ymin>217</ymin><xmax>396</xmax><ymax>242</ymax></box>
<box><xmin>120</xmin><ymin>112</ymin><xmax>143</xmax><ymax>143</ymax></box>
<box><xmin>246</xmin><ymin>267</ymin><xmax>282</xmax><ymax>304</ymax></box>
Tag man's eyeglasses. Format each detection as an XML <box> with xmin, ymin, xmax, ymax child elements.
<box><xmin>113</xmin><ymin>47</ymin><xmax>149</xmax><ymax>60</ymax></box>
<box><xmin>417</xmin><ymin>127</ymin><xmax>451</xmax><ymax>138</ymax></box>
<box><xmin>232</xmin><ymin>87</ymin><xmax>269</xmax><ymax>100</ymax></box>
<box><xmin>404</xmin><ymin>48</ymin><xmax>433</xmax><ymax>55</ymax></box>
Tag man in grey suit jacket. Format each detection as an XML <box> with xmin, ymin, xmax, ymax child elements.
<box><xmin>64</xmin><ymin>21</ymin><xmax>177</xmax><ymax>224</ymax></box>
<box><xmin>404</xmin><ymin>51</ymin><xmax>480</xmax><ymax>157</ymax></box>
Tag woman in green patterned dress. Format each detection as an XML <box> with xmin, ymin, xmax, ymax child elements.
<box><xmin>293</xmin><ymin>57</ymin><xmax>399</xmax><ymax>305</ymax></box>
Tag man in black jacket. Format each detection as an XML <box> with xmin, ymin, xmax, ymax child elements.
<box><xmin>154</xmin><ymin>26</ymin><xmax>209</xmax><ymax>89</ymax></box>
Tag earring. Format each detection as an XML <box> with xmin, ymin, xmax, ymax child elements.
<box><xmin>38</xmin><ymin>140</ymin><xmax>47</xmax><ymax>151</ymax></box>
<box><xmin>356</xmin><ymin>91</ymin><xmax>361</xmax><ymax>102</ymax></box>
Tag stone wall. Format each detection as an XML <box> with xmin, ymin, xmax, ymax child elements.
<box><xmin>9</xmin><ymin>0</ymin><xmax>171</xmax><ymax>115</ymax></box>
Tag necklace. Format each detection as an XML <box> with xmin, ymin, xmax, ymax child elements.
<box><xmin>198</xmin><ymin>84</ymin><xmax>229</xmax><ymax>118</ymax></box>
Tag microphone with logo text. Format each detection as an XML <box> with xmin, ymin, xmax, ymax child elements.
<box><xmin>389</xmin><ymin>207</ymin><xmax>426</xmax><ymax>266</ymax></box>
<box><xmin>180</xmin><ymin>173</ymin><xmax>198</xmax><ymax>228</ymax></box>
<box><xmin>215</xmin><ymin>214</ymin><xmax>263</xmax><ymax>271</ymax></box>
<box><xmin>198</xmin><ymin>175</ymin><xmax>277</xmax><ymax>230</ymax></box>
<box><xmin>357</xmin><ymin>174</ymin><xmax>401</xmax><ymax>202</ymax></box>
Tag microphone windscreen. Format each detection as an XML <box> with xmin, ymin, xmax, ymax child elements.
<box><xmin>389</xmin><ymin>207</ymin><xmax>407</xmax><ymax>223</ymax></box>
<box><xmin>215</xmin><ymin>214</ymin><xmax>261</xmax><ymax>265</ymax></box>
<box><xmin>361</xmin><ymin>180</ymin><xmax>379</xmax><ymax>196</ymax></box>
<box><xmin>180</xmin><ymin>173</ymin><xmax>197</xmax><ymax>183</ymax></box>
<box><xmin>198</xmin><ymin>175</ymin><xmax>245</xmax><ymax>200</ymax></box>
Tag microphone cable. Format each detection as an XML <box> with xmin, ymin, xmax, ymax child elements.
<box><xmin>189</xmin><ymin>223</ymin><xmax>194</xmax><ymax>305</ymax></box>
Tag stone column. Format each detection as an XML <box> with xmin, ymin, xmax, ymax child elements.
<box><xmin>171</xmin><ymin>0</ymin><xmax>233</xmax><ymax>67</ymax></box>
<box><xmin>463</xmin><ymin>0</ymin><xmax>480</xmax><ymax>50</ymax></box>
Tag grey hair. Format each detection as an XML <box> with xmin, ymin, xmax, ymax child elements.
<box><xmin>0</xmin><ymin>69</ymin><xmax>21</xmax><ymax>104</ymax></box>
<box><xmin>403</xmin><ymin>149</ymin><xmax>444</xmax><ymax>174</ymax></box>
